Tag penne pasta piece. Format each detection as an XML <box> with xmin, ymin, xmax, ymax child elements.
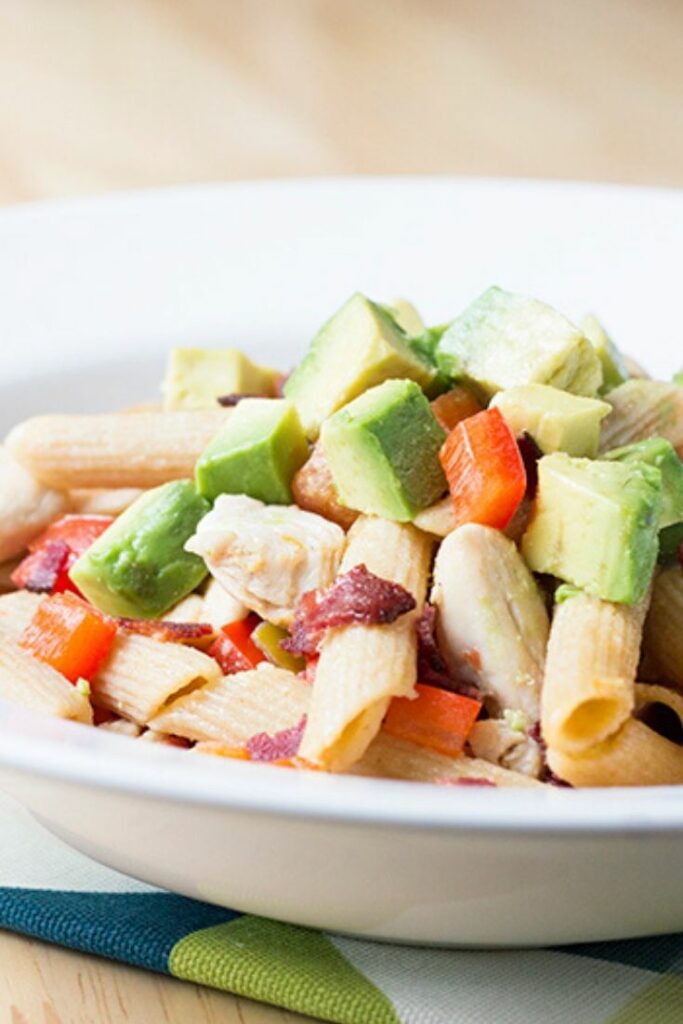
<box><xmin>432</xmin><ymin>524</ymin><xmax>549</xmax><ymax>718</ymax></box>
<box><xmin>547</xmin><ymin>717</ymin><xmax>683</xmax><ymax>787</ymax></box>
<box><xmin>0</xmin><ymin>590</ymin><xmax>43</xmax><ymax>642</ymax></box>
<box><xmin>68</xmin><ymin>487</ymin><xmax>144</xmax><ymax>516</ymax></box>
<box><xmin>350</xmin><ymin>732</ymin><xmax>543</xmax><ymax>787</ymax></box>
<box><xmin>413</xmin><ymin>497</ymin><xmax>454</xmax><ymax>538</ymax></box>
<box><xmin>0</xmin><ymin>627</ymin><xmax>92</xmax><ymax>723</ymax></box>
<box><xmin>149</xmin><ymin>663</ymin><xmax>310</xmax><ymax>744</ymax></box>
<box><xmin>541</xmin><ymin>589</ymin><xmax>650</xmax><ymax>755</ymax></box>
<box><xmin>5</xmin><ymin>411</ymin><xmax>231</xmax><ymax>490</ymax></box>
<box><xmin>599</xmin><ymin>380</ymin><xmax>683</xmax><ymax>456</ymax></box>
<box><xmin>643</xmin><ymin>565</ymin><xmax>683</xmax><ymax>689</ymax></box>
<box><xmin>0</xmin><ymin>448</ymin><xmax>69</xmax><ymax>562</ymax></box>
<box><xmin>622</xmin><ymin>355</ymin><xmax>650</xmax><ymax>380</ymax></box>
<box><xmin>634</xmin><ymin>682</ymin><xmax>683</xmax><ymax>741</ymax></box>
<box><xmin>299</xmin><ymin>516</ymin><xmax>433</xmax><ymax>772</ymax></box>
<box><xmin>91</xmin><ymin>633</ymin><xmax>221</xmax><ymax>724</ymax></box>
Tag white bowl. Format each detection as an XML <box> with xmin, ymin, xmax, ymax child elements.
<box><xmin>0</xmin><ymin>177</ymin><xmax>681</xmax><ymax>947</ymax></box>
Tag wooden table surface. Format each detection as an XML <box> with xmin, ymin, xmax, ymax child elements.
<box><xmin>1</xmin><ymin>0</ymin><xmax>682</xmax><ymax>1020</ymax></box>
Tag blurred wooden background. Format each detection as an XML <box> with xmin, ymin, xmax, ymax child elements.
<box><xmin>1</xmin><ymin>0</ymin><xmax>683</xmax><ymax>206</ymax></box>
<box><xmin>1</xmin><ymin>0</ymin><xmax>682</xmax><ymax>1021</ymax></box>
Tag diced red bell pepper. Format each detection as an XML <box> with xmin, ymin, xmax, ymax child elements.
<box><xmin>439</xmin><ymin>407</ymin><xmax>526</xmax><ymax>531</ymax></box>
<box><xmin>208</xmin><ymin>613</ymin><xmax>267</xmax><ymax>675</ymax></box>
<box><xmin>12</xmin><ymin>515</ymin><xmax>114</xmax><ymax>595</ymax></box>
<box><xmin>383</xmin><ymin>683</ymin><xmax>482</xmax><ymax>758</ymax></box>
<box><xmin>431</xmin><ymin>386</ymin><xmax>482</xmax><ymax>432</ymax></box>
<box><xmin>20</xmin><ymin>592</ymin><xmax>117</xmax><ymax>683</ymax></box>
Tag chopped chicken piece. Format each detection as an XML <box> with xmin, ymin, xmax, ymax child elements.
<box><xmin>431</xmin><ymin>524</ymin><xmax>549</xmax><ymax>717</ymax></box>
<box><xmin>185</xmin><ymin>495</ymin><xmax>345</xmax><ymax>627</ymax></box>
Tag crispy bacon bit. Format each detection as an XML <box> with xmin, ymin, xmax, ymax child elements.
<box><xmin>437</xmin><ymin>776</ymin><xmax>496</xmax><ymax>787</ymax></box>
<box><xmin>282</xmin><ymin>564</ymin><xmax>416</xmax><ymax>657</ymax></box>
<box><xmin>208</xmin><ymin>632</ymin><xmax>254</xmax><ymax>674</ymax></box>
<box><xmin>678</xmin><ymin>540</ymin><xmax>683</xmax><ymax>570</ymax></box>
<box><xmin>416</xmin><ymin>605</ymin><xmax>481</xmax><ymax>699</ymax></box>
<box><xmin>118</xmin><ymin>618</ymin><xmax>214</xmax><ymax>646</ymax></box>
<box><xmin>11</xmin><ymin>539</ymin><xmax>70</xmax><ymax>592</ymax></box>
<box><xmin>247</xmin><ymin>715</ymin><xmax>307</xmax><ymax>762</ymax></box>
<box><xmin>517</xmin><ymin>432</ymin><xmax>543</xmax><ymax>498</ymax></box>
<box><xmin>216</xmin><ymin>393</ymin><xmax>270</xmax><ymax>407</ymax></box>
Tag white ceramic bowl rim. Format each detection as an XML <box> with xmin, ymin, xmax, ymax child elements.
<box><xmin>1</xmin><ymin>699</ymin><xmax>682</xmax><ymax>835</ymax></box>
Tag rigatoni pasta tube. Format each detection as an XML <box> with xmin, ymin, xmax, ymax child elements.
<box><xmin>150</xmin><ymin>663</ymin><xmax>310</xmax><ymax>744</ymax></box>
<box><xmin>644</xmin><ymin>566</ymin><xmax>683</xmax><ymax>689</ymax></box>
<box><xmin>547</xmin><ymin>718</ymin><xmax>683</xmax><ymax>787</ymax></box>
<box><xmin>299</xmin><ymin>516</ymin><xmax>433</xmax><ymax>772</ymax></box>
<box><xmin>350</xmin><ymin>732</ymin><xmax>543</xmax><ymax>788</ymax></box>
<box><xmin>599</xmin><ymin>381</ymin><xmax>683</xmax><ymax>456</ymax></box>
<box><xmin>6</xmin><ymin>411</ymin><xmax>231</xmax><ymax>490</ymax></box>
<box><xmin>0</xmin><ymin>627</ymin><xmax>92</xmax><ymax>724</ymax></box>
<box><xmin>92</xmin><ymin>633</ymin><xmax>221</xmax><ymax>724</ymax></box>
<box><xmin>541</xmin><ymin>590</ymin><xmax>650</xmax><ymax>755</ymax></box>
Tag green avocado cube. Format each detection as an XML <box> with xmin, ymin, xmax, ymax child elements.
<box><xmin>163</xmin><ymin>347</ymin><xmax>278</xmax><ymax>410</ymax></box>
<box><xmin>283</xmin><ymin>293</ymin><xmax>437</xmax><ymax>439</ymax></box>
<box><xmin>436</xmin><ymin>286</ymin><xmax>603</xmax><ymax>399</ymax></box>
<box><xmin>320</xmin><ymin>379</ymin><xmax>447</xmax><ymax>522</ymax></box>
<box><xmin>491</xmin><ymin>384</ymin><xmax>611</xmax><ymax>458</ymax></box>
<box><xmin>521</xmin><ymin>453</ymin><xmax>662</xmax><ymax>604</ymax></box>
<box><xmin>70</xmin><ymin>481</ymin><xmax>210</xmax><ymax>618</ymax></box>
<box><xmin>195</xmin><ymin>398</ymin><xmax>309</xmax><ymax>504</ymax></box>
<box><xmin>602</xmin><ymin>438</ymin><xmax>683</xmax><ymax>528</ymax></box>
<box><xmin>580</xmin><ymin>314</ymin><xmax>630</xmax><ymax>395</ymax></box>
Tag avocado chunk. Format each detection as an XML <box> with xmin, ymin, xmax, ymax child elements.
<box><xmin>163</xmin><ymin>348</ymin><xmax>278</xmax><ymax>410</ymax></box>
<box><xmin>580</xmin><ymin>314</ymin><xmax>630</xmax><ymax>395</ymax></box>
<box><xmin>674</xmin><ymin>369</ymin><xmax>683</xmax><ymax>387</ymax></box>
<box><xmin>602</xmin><ymin>438</ymin><xmax>683</xmax><ymax>528</ymax></box>
<box><xmin>521</xmin><ymin>453</ymin><xmax>662</xmax><ymax>604</ymax></box>
<box><xmin>320</xmin><ymin>379</ymin><xmax>446</xmax><ymax>522</ymax></box>
<box><xmin>492</xmin><ymin>384</ymin><xmax>611</xmax><ymax>458</ymax></box>
<box><xmin>386</xmin><ymin>298</ymin><xmax>426</xmax><ymax>337</ymax></box>
<box><xmin>659</xmin><ymin>522</ymin><xmax>683</xmax><ymax>563</ymax></box>
<box><xmin>436</xmin><ymin>286</ymin><xmax>603</xmax><ymax>399</ymax></box>
<box><xmin>283</xmin><ymin>293</ymin><xmax>437</xmax><ymax>439</ymax></box>
<box><xmin>70</xmin><ymin>481</ymin><xmax>210</xmax><ymax>618</ymax></box>
<box><xmin>195</xmin><ymin>398</ymin><xmax>309</xmax><ymax>505</ymax></box>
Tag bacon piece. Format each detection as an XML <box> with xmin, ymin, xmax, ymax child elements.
<box><xmin>208</xmin><ymin>632</ymin><xmax>254</xmax><ymax>675</ymax></box>
<box><xmin>416</xmin><ymin>605</ymin><xmax>481</xmax><ymax>699</ymax></box>
<box><xmin>216</xmin><ymin>393</ymin><xmax>269</xmax><ymax>407</ymax></box>
<box><xmin>118</xmin><ymin>618</ymin><xmax>214</xmax><ymax>647</ymax></box>
<box><xmin>11</xmin><ymin>539</ymin><xmax>70</xmax><ymax>592</ymax></box>
<box><xmin>281</xmin><ymin>564</ymin><xmax>416</xmax><ymax>657</ymax></box>
<box><xmin>246</xmin><ymin>715</ymin><xmax>307</xmax><ymax>762</ymax></box>
<box><xmin>516</xmin><ymin>432</ymin><xmax>543</xmax><ymax>498</ymax></box>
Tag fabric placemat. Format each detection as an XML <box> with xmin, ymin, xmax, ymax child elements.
<box><xmin>1</xmin><ymin>793</ymin><xmax>682</xmax><ymax>1023</ymax></box>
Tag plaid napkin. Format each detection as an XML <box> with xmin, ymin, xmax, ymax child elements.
<box><xmin>1</xmin><ymin>794</ymin><xmax>682</xmax><ymax>1023</ymax></box>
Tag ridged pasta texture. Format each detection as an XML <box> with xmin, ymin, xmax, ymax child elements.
<box><xmin>299</xmin><ymin>515</ymin><xmax>433</xmax><ymax>772</ymax></box>
<box><xmin>599</xmin><ymin>380</ymin><xmax>683</xmax><ymax>456</ymax></box>
<box><xmin>0</xmin><ymin>627</ymin><xmax>92</xmax><ymax>724</ymax></box>
<box><xmin>644</xmin><ymin>566</ymin><xmax>683</xmax><ymax>689</ymax></box>
<box><xmin>6</xmin><ymin>411</ymin><xmax>231</xmax><ymax>489</ymax></box>
<box><xmin>541</xmin><ymin>590</ymin><xmax>650</xmax><ymax>756</ymax></box>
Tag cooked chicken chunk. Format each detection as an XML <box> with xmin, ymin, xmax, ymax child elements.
<box><xmin>431</xmin><ymin>524</ymin><xmax>549</xmax><ymax>717</ymax></box>
<box><xmin>0</xmin><ymin>447</ymin><xmax>69</xmax><ymax>562</ymax></box>
<box><xmin>185</xmin><ymin>495</ymin><xmax>345</xmax><ymax>627</ymax></box>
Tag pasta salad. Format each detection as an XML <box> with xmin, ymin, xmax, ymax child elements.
<box><xmin>1</xmin><ymin>287</ymin><xmax>683</xmax><ymax>789</ymax></box>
